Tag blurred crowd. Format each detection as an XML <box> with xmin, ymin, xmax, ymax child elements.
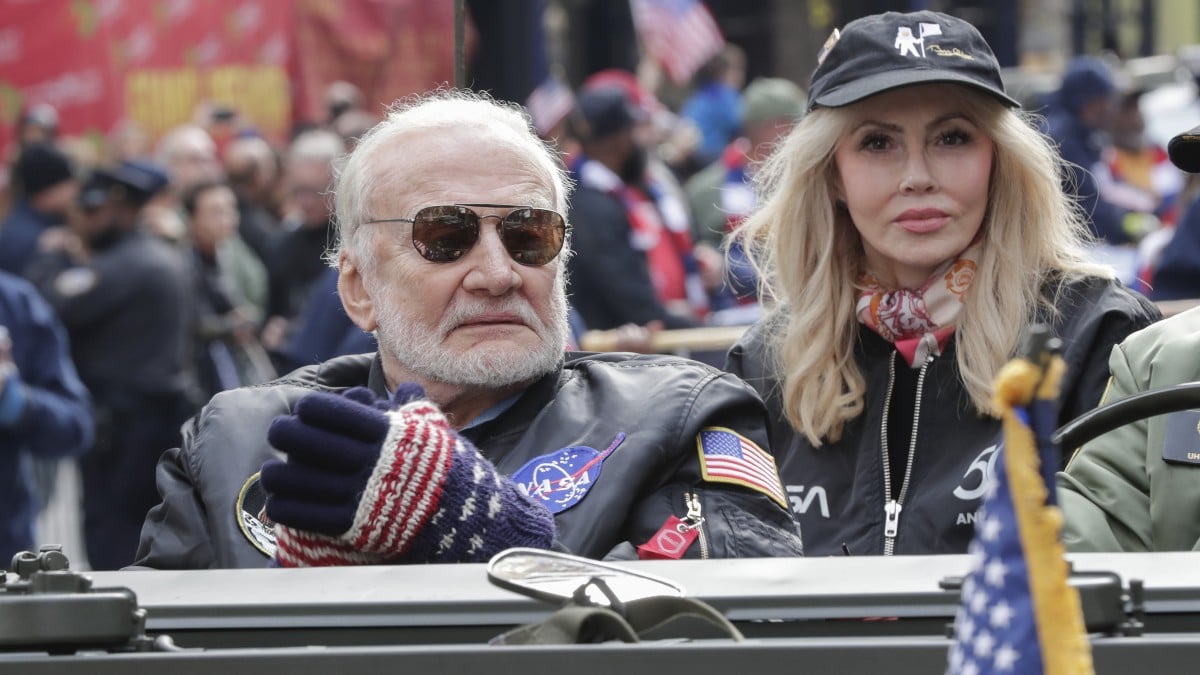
<box><xmin>530</xmin><ymin>46</ymin><xmax>807</xmax><ymax>338</ymax></box>
<box><xmin>0</xmin><ymin>80</ymin><xmax>383</xmax><ymax>568</ymax></box>
<box><xmin>7</xmin><ymin>42</ymin><xmax>1200</xmax><ymax>569</ymax></box>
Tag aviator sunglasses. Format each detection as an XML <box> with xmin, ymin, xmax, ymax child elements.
<box><xmin>364</xmin><ymin>203</ymin><xmax>567</xmax><ymax>266</ymax></box>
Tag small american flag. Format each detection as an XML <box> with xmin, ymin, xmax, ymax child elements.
<box><xmin>526</xmin><ymin>75</ymin><xmax>576</xmax><ymax>138</ymax></box>
<box><xmin>946</xmin><ymin>338</ymin><xmax>1092</xmax><ymax>675</ymax></box>
<box><xmin>629</xmin><ymin>0</ymin><xmax>725</xmax><ymax>85</ymax></box>
<box><xmin>696</xmin><ymin>428</ymin><xmax>787</xmax><ymax>508</ymax></box>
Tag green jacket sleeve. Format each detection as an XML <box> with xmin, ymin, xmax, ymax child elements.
<box><xmin>1058</xmin><ymin>306</ymin><xmax>1200</xmax><ymax>552</ymax></box>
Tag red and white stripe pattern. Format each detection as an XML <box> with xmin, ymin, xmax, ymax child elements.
<box><xmin>274</xmin><ymin>527</ymin><xmax>382</xmax><ymax>567</ymax></box>
<box><xmin>348</xmin><ymin>401</ymin><xmax>456</xmax><ymax>556</ymax></box>
<box><xmin>696</xmin><ymin>427</ymin><xmax>787</xmax><ymax>508</ymax></box>
<box><xmin>274</xmin><ymin>400</ymin><xmax>458</xmax><ymax>567</ymax></box>
<box><xmin>630</xmin><ymin>0</ymin><xmax>725</xmax><ymax>85</ymax></box>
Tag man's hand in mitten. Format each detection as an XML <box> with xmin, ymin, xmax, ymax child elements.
<box><xmin>260</xmin><ymin>385</ymin><xmax>556</xmax><ymax>567</ymax></box>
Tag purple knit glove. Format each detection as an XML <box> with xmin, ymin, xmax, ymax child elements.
<box><xmin>261</xmin><ymin>385</ymin><xmax>556</xmax><ymax>567</ymax></box>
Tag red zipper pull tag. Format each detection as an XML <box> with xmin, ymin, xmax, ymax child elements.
<box><xmin>637</xmin><ymin>515</ymin><xmax>699</xmax><ymax>560</ymax></box>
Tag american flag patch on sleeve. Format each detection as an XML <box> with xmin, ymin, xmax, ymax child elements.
<box><xmin>696</xmin><ymin>427</ymin><xmax>787</xmax><ymax>508</ymax></box>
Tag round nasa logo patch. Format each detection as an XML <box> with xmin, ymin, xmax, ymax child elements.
<box><xmin>235</xmin><ymin>472</ymin><xmax>277</xmax><ymax>557</ymax></box>
<box><xmin>511</xmin><ymin>446</ymin><xmax>605</xmax><ymax>514</ymax></box>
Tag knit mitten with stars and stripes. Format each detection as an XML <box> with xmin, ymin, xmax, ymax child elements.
<box><xmin>260</xmin><ymin>385</ymin><xmax>556</xmax><ymax>567</ymax></box>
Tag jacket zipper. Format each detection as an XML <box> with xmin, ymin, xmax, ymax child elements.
<box><xmin>879</xmin><ymin>354</ymin><xmax>933</xmax><ymax>556</ymax></box>
<box><xmin>683</xmin><ymin>490</ymin><xmax>708</xmax><ymax>559</ymax></box>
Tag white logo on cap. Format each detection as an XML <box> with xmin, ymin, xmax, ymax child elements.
<box><xmin>816</xmin><ymin>28</ymin><xmax>840</xmax><ymax>66</ymax></box>
<box><xmin>894</xmin><ymin>22</ymin><xmax>943</xmax><ymax>58</ymax></box>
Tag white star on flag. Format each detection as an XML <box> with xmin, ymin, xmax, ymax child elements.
<box><xmin>984</xmin><ymin>558</ymin><xmax>1007</xmax><ymax>587</ymax></box>
<box><xmin>969</xmin><ymin>540</ymin><xmax>985</xmax><ymax>568</ymax></box>
<box><xmin>993</xmin><ymin>644</ymin><xmax>1019</xmax><ymax>671</ymax></box>
<box><xmin>983</xmin><ymin>476</ymin><xmax>998</xmax><ymax>501</ymax></box>
<box><xmin>970</xmin><ymin>588</ymin><xmax>988</xmax><ymax>614</ymax></box>
<box><xmin>980</xmin><ymin>515</ymin><xmax>1002</xmax><ymax>542</ymax></box>
<box><xmin>973</xmin><ymin>632</ymin><xmax>996</xmax><ymax>658</ymax></box>
<box><xmin>950</xmin><ymin>645</ymin><xmax>965</xmax><ymax>671</ymax></box>
<box><xmin>989</xmin><ymin>601</ymin><xmax>1014</xmax><ymax>629</ymax></box>
<box><xmin>944</xmin><ymin>341</ymin><xmax>1094</xmax><ymax>674</ymax></box>
<box><xmin>958</xmin><ymin>616</ymin><xmax>975</xmax><ymax>643</ymax></box>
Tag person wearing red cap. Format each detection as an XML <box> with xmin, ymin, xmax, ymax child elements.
<box><xmin>724</xmin><ymin>10</ymin><xmax>1158</xmax><ymax>557</ymax></box>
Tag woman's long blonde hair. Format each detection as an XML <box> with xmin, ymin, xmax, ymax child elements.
<box><xmin>732</xmin><ymin>87</ymin><xmax>1111</xmax><ymax>446</ymax></box>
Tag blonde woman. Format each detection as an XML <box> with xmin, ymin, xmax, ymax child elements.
<box><xmin>726</xmin><ymin>10</ymin><xmax>1159</xmax><ymax>556</ymax></box>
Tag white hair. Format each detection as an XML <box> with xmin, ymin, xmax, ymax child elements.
<box><xmin>330</xmin><ymin>88</ymin><xmax>573</xmax><ymax>268</ymax></box>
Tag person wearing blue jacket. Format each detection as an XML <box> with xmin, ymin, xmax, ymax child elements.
<box><xmin>1148</xmin><ymin>197</ymin><xmax>1200</xmax><ymax>300</ymax></box>
<box><xmin>1042</xmin><ymin>56</ymin><xmax>1147</xmax><ymax>246</ymax></box>
<box><xmin>0</xmin><ymin>143</ymin><xmax>78</xmax><ymax>277</ymax></box>
<box><xmin>0</xmin><ymin>269</ymin><xmax>93</xmax><ymax>562</ymax></box>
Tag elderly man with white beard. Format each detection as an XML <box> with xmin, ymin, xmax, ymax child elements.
<box><xmin>131</xmin><ymin>90</ymin><xmax>803</xmax><ymax>569</ymax></box>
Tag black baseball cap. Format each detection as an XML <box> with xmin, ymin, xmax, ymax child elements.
<box><xmin>79</xmin><ymin>160</ymin><xmax>170</xmax><ymax>209</ymax></box>
<box><xmin>807</xmin><ymin>10</ymin><xmax>1019</xmax><ymax>112</ymax></box>
<box><xmin>13</xmin><ymin>143</ymin><xmax>74</xmax><ymax>196</ymax></box>
<box><xmin>1168</xmin><ymin>124</ymin><xmax>1200</xmax><ymax>173</ymax></box>
<box><xmin>576</xmin><ymin>86</ymin><xmax>646</xmax><ymax>140</ymax></box>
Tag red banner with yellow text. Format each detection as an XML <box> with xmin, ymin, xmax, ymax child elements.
<box><xmin>0</xmin><ymin>0</ymin><xmax>457</xmax><ymax>166</ymax></box>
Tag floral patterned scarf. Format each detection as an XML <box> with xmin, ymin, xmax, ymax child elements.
<box><xmin>856</xmin><ymin>243</ymin><xmax>980</xmax><ymax>367</ymax></box>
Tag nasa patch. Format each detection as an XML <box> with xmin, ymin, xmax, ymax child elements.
<box><xmin>235</xmin><ymin>472</ymin><xmax>277</xmax><ymax>557</ymax></box>
<box><xmin>512</xmin><ymin>434</ymin><xmax>624</xmax><ymax>514</ymax></box>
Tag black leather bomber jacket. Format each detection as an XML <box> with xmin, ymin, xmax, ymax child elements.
<box><xmin>133</xmin><ymin>352</ymin><xmax>804</xmax><ymax>569</ymax></box>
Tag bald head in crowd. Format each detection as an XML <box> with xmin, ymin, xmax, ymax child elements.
<box><xmin>225</xmin><ymin>136</ymin><xmax>279</xmax><ymax>203</ymax></box>
<box><xmin>284</xmin><ymin>129</ymin><xmax>344</xmax><ymax>231</ymax></box>
<box><xmin>157</xmin><ymin>125</ymin><xmax>223</xmax><ymax>193</ymax></box>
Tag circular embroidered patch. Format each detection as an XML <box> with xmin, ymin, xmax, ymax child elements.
<box><xmin>235</xmin><ymin>471</ymin><xmax>277</xmax><ymax>557</ymax></box>
<box><xmin>511</xmin><ymin>446</ymin><xmax>605</xmax><ymax>514</ymax></box>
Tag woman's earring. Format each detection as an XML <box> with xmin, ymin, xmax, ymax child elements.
<box><xmin>834</xmin><ymin>199</ymin><xmax>848</xmax><ymax>211</ymax></box>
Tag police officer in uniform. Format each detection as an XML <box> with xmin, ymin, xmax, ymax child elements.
<box><xmin>29</xmin><ymin>161</ymin><xmax>197</xmax><ymax>570</ymax></box>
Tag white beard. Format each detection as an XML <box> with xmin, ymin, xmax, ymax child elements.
<box><xmin>374</xmin><ymin>274</ymin><xmax>569</xmax><ymax>389</ymax></box>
